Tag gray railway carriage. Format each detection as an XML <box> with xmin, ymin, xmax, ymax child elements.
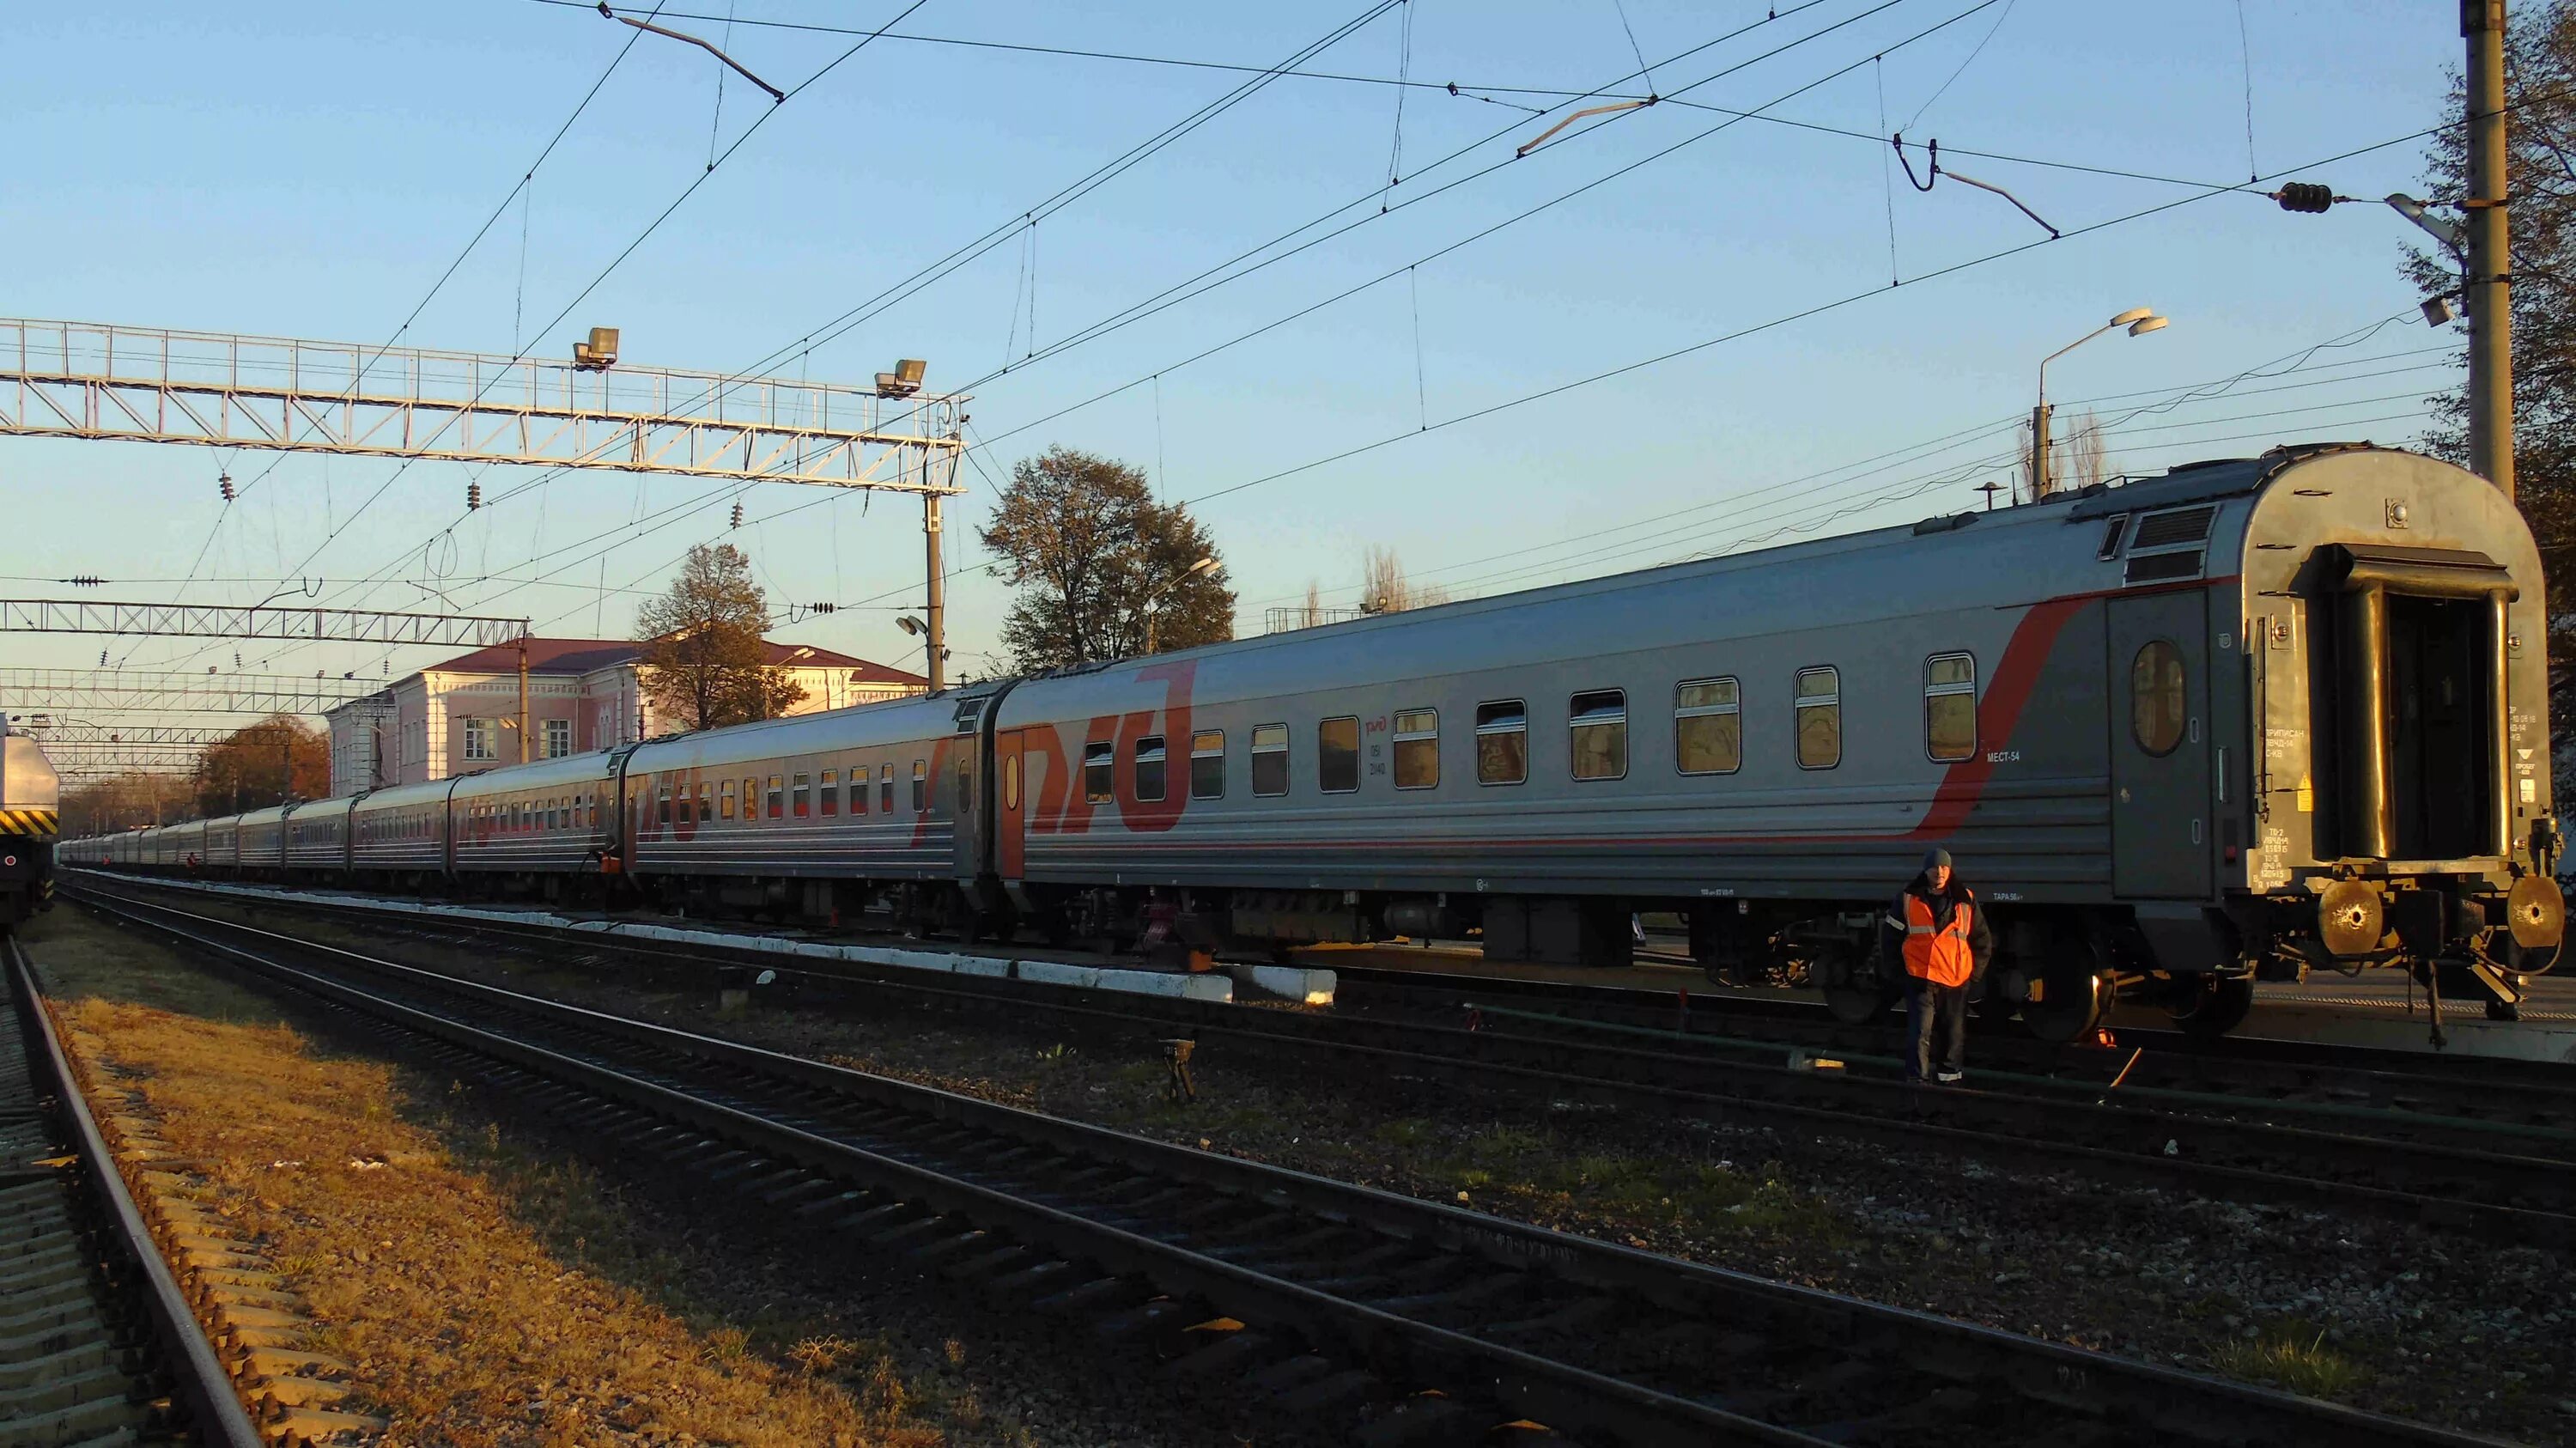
<box><xmin>989</xmin><ymin>444</ymin><xmax>2562</xmax><ymax>1037</ymax></box>
<box><xmin>237</xmin><ymin>806</ymin><xmax>289</xmax><ymax>878</ymax></box>
<box><xmin>351</xmin><ymin>779</ymin><xmax>465</xmax><ymax>886</ymax></box>
<box><xmin>617</xmin><ymin>688</ymin><xmax>1001</xmax><ymax>921</ymax></box>
<box><xmin>60</xmin><ymin>445</ymin><xmax>2565</xmax><ymax>1037</ymax></box>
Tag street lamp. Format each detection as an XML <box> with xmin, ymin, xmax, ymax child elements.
<box><xmin>2032</xmin><ymin>307</ymin><xmax>2167</xmax><ymax>499</ymax></box>
<box><xmin>1142</xmin><ymin>557</ymin><xmax>1218</xmax><ymax>654</ymax></box>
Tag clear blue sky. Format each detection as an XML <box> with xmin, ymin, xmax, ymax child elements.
<box><xmin>4</xmin><ymin>1</ymin><xmax>2470</xmax><ymax>702</ymax></box>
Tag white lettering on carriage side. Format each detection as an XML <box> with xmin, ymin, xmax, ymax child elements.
<box><xmin>1984</xmin><ymin>750</ymin><xmax>2020</xmax><ymax>764</ymax></box>
<box><xmin>1698</xmin><ymin>886</ymin><xmax>1735</xmax><ymax>897</ymax></box>
<box><xmin>1989</xmin><ymin>891</ymin><xmax>2023</xmax><ymax>902</ymax></box>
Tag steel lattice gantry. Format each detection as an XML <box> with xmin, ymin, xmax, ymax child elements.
<box><xmin>0</xmin><ymin>319</ymin><xmax>967</xmax><ymax>490</ymax></box>
<box><xmin>25</xmin><ymin>722</ymin><xmax>304</xmax><ymax>746</ymax></box>
<box><xmin>0</xmin><ymin>669</ymin><xmax>385</xmax><ymax>714</ymax></box>
<box><xmin>0</xmin><ymin>600</ymin><xmax>526</xmax><ymax>647</ymax></box>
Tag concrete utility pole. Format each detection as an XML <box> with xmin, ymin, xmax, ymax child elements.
<box><xmin>922</xmin><ymin>448</ymin><xmax>946</xmax><ymax>693</ymax></box>
<box><xmin>516</xmin><ymin>635</ymin><xmax>532</xmax><ymax>764</ymax></box>
<box><xmin>2466</xmin><ymin>0</ymin><xmax>2517</xmax><ymax>497</ymax></box>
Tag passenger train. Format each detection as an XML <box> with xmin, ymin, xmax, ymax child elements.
<box><xmin>68</xmin><ymin>445</ymin><xmax>2565</xmax><ymax>1039</ymax></box>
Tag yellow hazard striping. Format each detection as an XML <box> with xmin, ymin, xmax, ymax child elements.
<box><xmin>0</xmin><ymin>808</ymin><xmax>59</xmax><ymax>839</ymax></box>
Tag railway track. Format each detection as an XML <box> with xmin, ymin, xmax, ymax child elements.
<box><xmin>1</xmin><ymin>934</ymin><xmax>263</xmax><ymax>1448</ymax></box>
<box><xmin>69</xmin><ymin>885</ymin><xmax>2520</xmax><ymax>1448</ymax></box>
<box><xmin>71</xmin><ymin>874</ymin><xmax>2576</xmax><ymax>1248</ymax></box>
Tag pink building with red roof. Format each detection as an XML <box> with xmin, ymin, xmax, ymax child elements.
<box><xmin>322</xmin><ymin>636</ymin><xmax>926</xmax><ymax>794</ymax></box>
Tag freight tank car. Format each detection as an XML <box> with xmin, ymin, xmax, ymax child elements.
<box><xmin>0</xmin><ymin>730</ymin><xmax>60</xmax><ymax>926</ymax></box>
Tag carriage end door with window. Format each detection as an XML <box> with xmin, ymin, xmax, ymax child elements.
<box><xmin>994</xmin><ymin>729</ymin><xmax>1030</xmax><ymax>880</ymax></box>
<box><xmin>2108</xmin><ymin>592</ymin><xmax>2214</xmax><ymax>897</ymax></box>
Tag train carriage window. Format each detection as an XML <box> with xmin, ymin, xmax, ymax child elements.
<box><xmin>1084</xmin><ymin>742</ymin><xmax>1115</xmax><ymax>804</ymax></box>
<box><xmin>741</xmin><ymin>778</ymin><xmax>757</xmax><ymax>822</ymax></box>
<box><xmin>849</xmin><ymin>764</ymin><xmax>867</xmax><ymax>815</ymax></box>
<box><xmin>766</xmin><ymin>775</ymin><xmax>784</xmax><ymax>819</ymax></box>
<box><xmin>657</xmin><ymin>788</ymin><xmax>671</xmax><ymax>826</ymax></box>
<box><xmin>1251</xmin><ymin>724</ymin><xmax>1290</xmax><ymax>796</ymax></box>
<box><xmin>1675</xmin><ymin>678</ymin><xmax>1742</xmax><ymax>775</ymax></box>
<box><xmin>957</xmin><ymin>757</ymin><xmax>974</xmax><ymax>814</ymax></box>
<box><xmin>1570</xmin><ymin>691</ymin><xmax>1627</xmax><ymax>782</ymax></box>
<box><xmin>1925</xmin><ymin>654</ymin><xmax>1978</xmax><ymax>762</ymax></box>
<box><xmin>2131</xmin><ymin>641</ymin><xmax>2187</xmax><ymax>757</ymax></box>
<box><xmin>1190</xmin><ymin>731</ymin><xmax>1225</xmax><ymax>800</ymax></box>
<box><xmin>720</xmin><ymin>780</ymin><xmax>736</xmax><ymax>820</ymax></box>
<box><xmin>1134</xmin><ymin>736</ymin><xmax>1167</xmax><ymax>802</ymax></box>
<box><xmin>820</xmin><ymin>769</ymin><xmax>838</xmax><ymax>817</ymax></box>
<box><xmin>1475</xmin><ymin>701</ymin><xmax>1528</xmax><ymax>786</ymax></box>
<box><xmin>1319</xmin><ymin>717</ymin><xmax>1361</xmax><ymax>794</ymax></box>
<box><xmin>1795</xmin><ymin>666</ymin><xmax>1841</xmax><ymax>770</ymax></box>
<box><xmin>912</xmin><ymin>760</ymin><xmax>929</xmax><ymax>812</ymax></box>
<box><xmin>695</xmin><ymin>783</ymin><xmax>710</xmax><ymax>824</ymax></box>
<box><xmin>879</xmin><ymin>764</ymin><xmax>894</xmax><ymax>813</ymax></box>
<box><xmin>1393</xmin><ymin>709</ymin><xmax>1438</xmax><ymax>789</ymax></box>
<box><xmin>792</xmin><ymin>773</ymin><xmax>811</xmax><ymax>818</ymax></box>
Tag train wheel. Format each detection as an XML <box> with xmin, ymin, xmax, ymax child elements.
<box><xmin>1817</xmin><ymin>946</ymin><xmax>1898</xmax><ymax>1024</ymax></box>
<box><xmin>2170</xmin><ymin>974</ymin><xmax>2255</xmax><ymax>1038</ymax></box>
<box><xmin>2021</xmin><ymin>959</ymin><xmax>2113</xmax><ymax>1043</ymax></box>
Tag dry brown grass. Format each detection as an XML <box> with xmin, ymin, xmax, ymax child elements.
<box><xmin>26</xmin><ymin>908</ymin><xmax>951</xmax><ymax>1448</ymax></box>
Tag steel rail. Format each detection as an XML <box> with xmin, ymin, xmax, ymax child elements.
<box><xmin>66</xmin><ymin>874</ymin><xmax>2576</xmax><ymax>1243</ymax></box>
<box><xmin>66</xmin><ymin>885</ymin><xmax>2526</xmax><ymax>1448</ymax></box>
<box><xmin>4</xmin><ymin>935</ymin><xmax>267</xmax><ymax>1448</ymax></box>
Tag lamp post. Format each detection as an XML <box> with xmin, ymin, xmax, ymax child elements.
<box><xmin>1142</xmin><ymin>557</ymin><xmax>1218</xmax><ymax>654</ymax></box>
<box><xmin>2033</xmin><ymin>307</ymin><xmax>2168</xmax><ymax>499</ymax></box>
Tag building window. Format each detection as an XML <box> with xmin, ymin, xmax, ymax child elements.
<box><xmin>1251</xmin><ymin>724</ymin><xmax>1290</xmax><ymax>796</ymax></box>
<box><xmin>792</xmin><ymin>772</ymin><xmax>811</xmax><ymax>818</ymax></box>
<box><xmin>1475</xmin><ymin>700</ymin><xmax>1527</xmax><ymax>785</ymax></box>
<box><xmin>721</xmin><ymin>780</ymin><xmax>736</xmax><ymax>819</ymax></box>
<box><xmin>1135</xmin><ymin>736</ymin><xmax>1167</xmax><ymax>802</ymax></box>
<box><xmin>1084</xmin><ymin>741</ymin><xmax>1115</xmax><ymax>804</ymax></box>
<box><xmin>461</xmin><ymin>717</ymin><xmax>494</xmax><ymax>761</ymax></box>
<box><xmin>820</xmin><ymin>769</ymin><xmax>838</xmax><ymax>817</ymax></box>
<box><xmin>767</xmin><ymin>775</ymin><xmax>784</xmax><ymax>818</ymax></box>
<box><xmin>1675</xmin><ymin>678</ymin><xmax>1741</xmax><ymax>776</ymax></box>
<box><xmin>879</xmin><ymin>764</ymin><xmax>894</xmax><ymax>813</ymax></box>
<box><xmin>1190</xmin><ymin>730</ymin><xmax>1225</xmax><ymax>800</ymax></box>
<box><xmin>911</xmin><ymin>760</ymin><xmax>928</xmax><ymax>812</ymax></box>
<box><xmin>1393</xmin><ymin>709</ymin><xmax>1438</xmax><ymax>789</ymax></box>
<box><xmin>1318</xmin><ymin>717</ymin><xmax>1360</xmax><ymax>794</ymax></box>
<box><xmin>1924</xmin><ymin>653</ymin><xmax>1978</xmax><ymax>763</ymax></box>
<box><xmin>1570</xmin><ymin>690</ymin><xmax>1627</xmax><ymax>781</ymax></box>
<box><xmin>1795</xmin><ymin>666</ymin><xmax>1841</xmax><ymax>770</ymax></box>
<box><xmin>544</xmin><ymin>719</ymin><xmax>571</xmax><ymax>758</ymax></box>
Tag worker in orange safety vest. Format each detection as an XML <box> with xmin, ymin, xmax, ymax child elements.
<box><xmin>1875</xmin><ymin>848</ymin><xmax>1993</xmax><ymax>1084</ymax></box>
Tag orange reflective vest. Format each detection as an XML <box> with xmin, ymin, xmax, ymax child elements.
<box><xmin>1899</xmin><ymin>890</ymin><xmax>1977</xmax><ymax>988</ymax></box>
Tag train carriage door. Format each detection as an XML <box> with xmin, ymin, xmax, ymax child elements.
<box><xmin>995</xmin><ymin>729</ymin><xmax>1029</xmax><ymax>880</ymax></box>
<box><xmin>2108</xmin><ymin>592</ymin><xmax>2215</xmax><ymax>897</ymax></box>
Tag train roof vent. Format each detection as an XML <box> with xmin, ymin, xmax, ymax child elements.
<box><xmin>2129</xmin><ymin>505</ymin><xmax>2215</xmax><ymax>550</ymax></box>
<box><xmin>2124</xmin><ymin>549</ymin><xmax>2205</xmax><ymax>585</ymax></box>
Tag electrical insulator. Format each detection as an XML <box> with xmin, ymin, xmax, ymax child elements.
<box><xmin>810</xmin><ymin>602</ymin><xmax>835</xmax><ymax>614</ymax></box>
<box><xmin>466</xmin><ymin>481</ymin><xmax>483</xmax><ymax>509</ymax></box>
<box><xmin>67</xmin><ymin>575</ymin><xmax>100</xmax><ymax>587</ymax></box>
<box><xmin>2275</xmin><ymin>182</ymin><xmax>2335</xmax><ymax>214</ymax></box>
<box><xmin>218</xmin><ymin>473</ymin><xmax>235</xmax><ymax>502</ymax></box>
<box><xmin>730</xmin><ymin>502</ymin><xmax>745</xmax><ymax>528</ymax></box>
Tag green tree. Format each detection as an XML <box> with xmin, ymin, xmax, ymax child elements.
<box><xmin>2403</xmin><ymin>3</ymin><xmax>2576</xmax><ymax>751</ymax></box>
<box><xmin>978</xmin><ymin>447</ymin><xmax>1235</xmax><ymax>671</ymax></box>
<box><xmin>635</xmin><ymin>543</ymin><xmax>807</xmax><ymax>732</ymax></box>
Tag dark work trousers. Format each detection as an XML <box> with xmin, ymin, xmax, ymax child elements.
<box><xmin>1903</xmin><ymin>975</ymin><xmax>1967</xmax><ymax>1080</ymax></box>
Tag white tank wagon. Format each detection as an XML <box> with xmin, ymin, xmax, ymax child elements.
<box><xmin>0</xmin><ymin>730</ymin><xmax>60</xmax><ymax>925</ymax></box>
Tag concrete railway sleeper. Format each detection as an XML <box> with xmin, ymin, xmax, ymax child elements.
<box><xmin>73</xmin><ymin>888</ymin><xmax>2519</xmax><ymax>1448</ymax></box>
<box><xmin>2</xmin><ymin>936</ymin><xmax>265</xmax><ymax>1448</ymax></box>
<box><xmin>70</xmin><ymin>876</ymin><xmax>2576</xmax><ymax>1247</ymax></box>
